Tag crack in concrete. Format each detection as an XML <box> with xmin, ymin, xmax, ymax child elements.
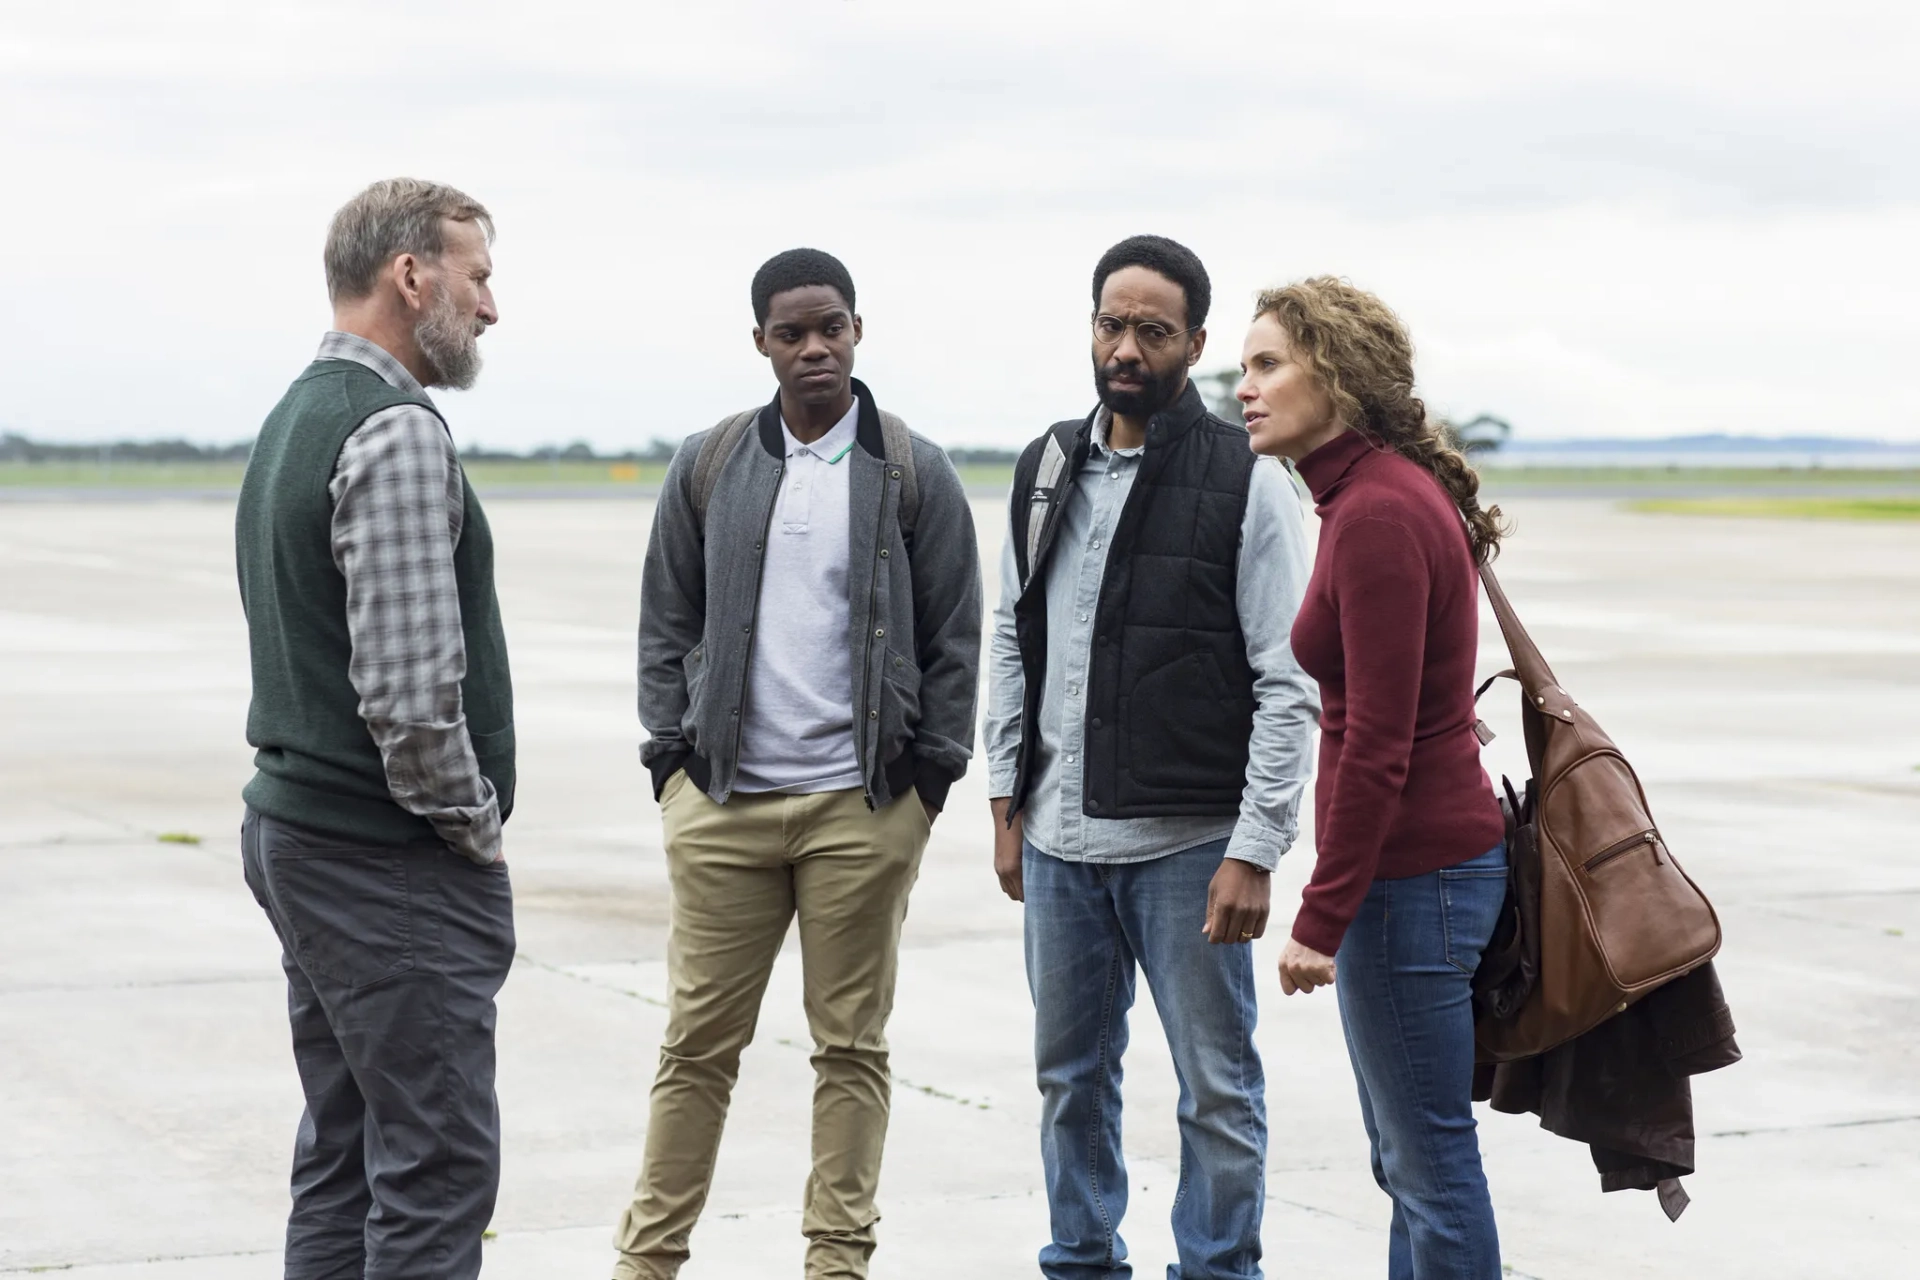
<box><xmin>0</xmin><ymin>1245</ymin><xmax>275</xmax><ymax>1274</ymax></box>
<box><xmin>513</xmin><ymin>952</ymin><xmax>667</xmax><ymax>1009</ymax></box>
<box><xmin>1711</xmin><ymin>1112</ymin><xmax>1920</xmax><ymax>1138</ymax></box>
<box><xmin>519</xmin><ymin>956</ymin><xmax>1014</xmax><ymax>1121</ymax></box>
<box><xmin>0</xmin><ymin>973</ymin><xmax>273</xmax><ymax>997</ymax></box>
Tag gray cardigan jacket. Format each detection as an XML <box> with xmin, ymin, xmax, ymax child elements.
<box><xmin>638</xmin><ymin>380</ymin><xmax>982</xmax><ymax>811</ymax></box>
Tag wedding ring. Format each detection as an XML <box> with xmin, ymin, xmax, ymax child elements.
<box><xmin>1239</xmin><ymin>931</ymin><xmax>1254</xmax><ymax>941</ymax></box>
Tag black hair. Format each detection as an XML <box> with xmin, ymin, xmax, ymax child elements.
<box><xmin>751</xmin><ymin>248</ymin><xmax>856</xmax><ymax>326</ymax></box>
<box><xmin>1091</xmin><ymin>234</ymin><xmax>1211</xmax><ymax>329</ymax></box>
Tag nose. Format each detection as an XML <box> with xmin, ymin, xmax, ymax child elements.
<box><xmin>800</xmin><ymin>330</ymin><xmax>832</xmax><ymax>362</ymax></box>
<box><xmin>477</xmin><ymin>287</ymin><xmax>498</xmax><ymax>327</ymax></box>
<box><xmin>1111</xmin><ymin>328</ymin><xmax>1144</xmax><ymax>365</ymax></box>
<box><xmin>1235</xmin><ymin>371</ymin><xmax>1256</xmax><ymax>403</ymax></box>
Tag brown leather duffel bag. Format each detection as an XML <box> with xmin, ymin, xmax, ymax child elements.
<box><xmin>1471</xmin><ymin>565</ymin><xmax>1722</xmax><ymax>1063</ymax></box>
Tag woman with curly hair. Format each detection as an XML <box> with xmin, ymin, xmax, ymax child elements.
<box><xmin>1237</xmin><ymin>277</ymin><xmax>1509</xmax><ymax>1278</ymax></box>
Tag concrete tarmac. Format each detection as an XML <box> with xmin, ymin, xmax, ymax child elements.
<box><xmin>2</xmin><ymin>494</ymin><xmax>1916</xmax><ymax>1277</ymax></box>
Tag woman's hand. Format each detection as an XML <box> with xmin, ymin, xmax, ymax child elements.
<box><xmin>1278</xmin><ymin>937</ymin><xmax>1337</xmax><ymax>995</ymax></box>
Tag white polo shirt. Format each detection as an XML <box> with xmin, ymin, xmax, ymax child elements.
<box><xmin>733</xmin><ymin>401</ymin><xmax>865</xmax><ymax>794</ymax></box>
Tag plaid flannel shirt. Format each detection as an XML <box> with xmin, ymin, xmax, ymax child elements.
<box><xmin>319</xmin><ymin>331</ymin><xmax>501</xmax><ymax>864</ymax></box>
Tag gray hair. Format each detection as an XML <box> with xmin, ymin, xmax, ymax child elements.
<box><xmin>323</xmin><ymin>178</ymin><xmax>494</xmax><ymax>303</ymax></box>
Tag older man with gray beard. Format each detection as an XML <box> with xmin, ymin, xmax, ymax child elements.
<box><xmin>235</xmin><ymin>177</ymin><xmax>516</xmax><ymax>1280</ymax></box>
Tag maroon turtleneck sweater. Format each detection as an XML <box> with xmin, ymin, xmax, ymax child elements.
<box><xmin>1289</xmin><ymin>429</ymin><xmax>1505</xmax><ymax>957</ymax></box>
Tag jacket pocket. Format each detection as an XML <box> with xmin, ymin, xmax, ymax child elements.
<box><xmin>681</xmin><ymin>646</ymin><xmax>709</xmax><ymax>735</ymax></box>
<box><xmin>880</xmin><ymin>647</ymin><xmax>922</xmax><ymax>739</ymax></box>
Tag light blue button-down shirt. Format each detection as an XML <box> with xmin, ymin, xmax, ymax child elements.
<box><xmin>984</xmin><ymin>410</ymin><xmax>1320</xmax><ymax>869</ymax></box>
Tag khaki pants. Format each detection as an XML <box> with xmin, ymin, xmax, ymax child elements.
<box><xmin>613</xmin><ymin>775</ymin><xmax>931</xmax><ymax>1280</ymax></box>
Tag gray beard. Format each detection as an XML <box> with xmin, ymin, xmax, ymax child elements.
<box><xmin>416</xmin><ymin>287</ymin><xmax>483</xmax><ymax>390</ymax></box>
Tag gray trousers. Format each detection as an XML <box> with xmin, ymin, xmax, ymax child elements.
<box><xmin>241</xmin><ymin>809</ymin><xmax>516</xmax><ymax>1280</ymax></box>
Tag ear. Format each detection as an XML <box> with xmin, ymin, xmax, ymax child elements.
<box><xmin>851</xmin><ymin>313</ymin><xmax>863</xmax><ymax>346</ymax></box>
<box><xmin>1187</xmin><ymin>326</ymin><xmax>1208</xmax><ymax>368</ymax></box>
<box><xmin>752</xmin><ymin>325</ymin><xmax>769</xmax><ymax>358</ymax></box>
<box><xmin>391</xmin><ymin>253</ymin><xmax>428</xmax><ymax>313</ymax></box>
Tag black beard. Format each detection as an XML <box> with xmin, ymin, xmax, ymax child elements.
<box><xmin>1094</xmin><ymin>359</ymin><xmax>1181</xmax><ymax>419</ymax></box>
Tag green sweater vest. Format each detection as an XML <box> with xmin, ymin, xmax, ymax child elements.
<box><xmin>235</xmin><ymin>358</ymin><xmax>515</xmax><ymax>846</ymax></box>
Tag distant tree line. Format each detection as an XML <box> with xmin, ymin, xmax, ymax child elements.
<box><xmin>1</xmin><ymin>432</ymin><xmax>254</xmax><ymax>462</ymax></box>
<box><xmin>1</xmin><ymin>431</ymin><xmax>1027</xmax><ymax>467</ymax></box>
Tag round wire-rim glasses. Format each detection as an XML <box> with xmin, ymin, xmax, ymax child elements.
<box><xmin>1092</xmin><ymin>314</ymin><xmax>1197</xmax><ymax>353</ymax></box>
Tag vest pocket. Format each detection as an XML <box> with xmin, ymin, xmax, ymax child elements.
<box><xmin>1123</xmin><ymin>651</ymin><xmax>1254</xmax><ymax>792</ymax></box>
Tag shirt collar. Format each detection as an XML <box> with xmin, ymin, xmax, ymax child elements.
<box><xmin>780</xmin><ymin>399</ymin><xmax>860</xmax><ymax>462</ymax></box>
<box><xmin>317</xmin><ymin>331</ymin><xmax>432</xmax><ymax>402</ymax></box>
<box><xmin>1089</xmin><ymin>406</ymin><xmax>1145</xmax><ymax>459</ymax></box>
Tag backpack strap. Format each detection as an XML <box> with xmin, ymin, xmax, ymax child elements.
<box><xmin>690</xmin><ymin>408</ymin><xmax>761</xmax><ymax>531</ymax></box>
<box><xmin>1011</xmin><ymin>418</ymin><xmax>1086</xmax><ymax>589</ymax></box>
<box><xmin>877</xmin><ymin>410</ymin><xmax>920</xmax><ymax>537</ymax></box>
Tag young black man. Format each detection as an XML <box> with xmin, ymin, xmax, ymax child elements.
<box><xmin>617</xmin><ymin>248</ymin><xmax>982</xmax><ymax>1280</ymax></box>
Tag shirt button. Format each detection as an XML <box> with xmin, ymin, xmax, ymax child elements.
<box><xmin>875</xmin><ymin>628</ymin><xmax>885</xmax><ymax>638</ymax></box>
<box><xmin>880</xmin><ymin>549</ymin><xmax>889</xmax><ymax>558</ymax></box>
<box><xmin>869</xmin><ymin>710</ymin><xmax>879</xmax><ymax>720</ymax></box>
<box><xmin>1091</xmin><ymin>718</ymin><xmax>1103</xmax><ymax>729</ymax></box>
<box><xmin>1090</xmin><ymin>540</ymin><xmax>1102</xmax><ymax>549</ymax></box>
<box><xmin>1077</xmin><ymin>613</ymin><xmax>1088</xmax><ymax>623</ymax></box>
<box><xmin>1065</xmin><ymin>754</ymin><xmax>1075</xmax><ymax>763</ymax></box>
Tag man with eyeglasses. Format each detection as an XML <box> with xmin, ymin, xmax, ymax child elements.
<box><xmin>984</xmin><ymin>235</ymin><xmax>1319</xmax><ymax>1279</ymax></box>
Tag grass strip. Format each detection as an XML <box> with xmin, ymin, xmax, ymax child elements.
<box><xmin>1629</xmin><ymin>497</ymin><xmax>1920</xmax><ymax>522</ymax></box>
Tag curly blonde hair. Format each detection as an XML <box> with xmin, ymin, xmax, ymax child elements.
<box><xmin>1254</xmin><ymin>276</ymin><xmax>1507</xmax><ymax>564</ymax></box>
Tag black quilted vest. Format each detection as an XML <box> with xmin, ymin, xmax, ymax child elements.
<box><xmin>1008</xmin><ymin>382</ymin><xmax>1256</xmax><ymax>819</ymax></box>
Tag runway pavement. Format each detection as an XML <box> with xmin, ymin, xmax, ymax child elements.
<box><xmin>2</xmin><ymin>493</ymin><xmax>1916</xmax><ymax>1277</ymax></box>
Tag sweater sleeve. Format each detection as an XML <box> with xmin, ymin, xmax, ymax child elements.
<box><xmin>1291</xmin><ymin>514</ymin><xmax>1431</xmax><ymax>955</ymax></box>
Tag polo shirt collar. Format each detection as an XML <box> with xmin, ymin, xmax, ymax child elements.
<box><xmin>779</xmin><ymin>398</ymin><xmax>860</xmax><ymax>462</ymax></box>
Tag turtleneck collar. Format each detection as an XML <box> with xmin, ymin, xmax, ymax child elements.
<box><xmin>1295</xmin><ymin>427</ymin><xmax>1382</xmax><ymax>506</ymax></box>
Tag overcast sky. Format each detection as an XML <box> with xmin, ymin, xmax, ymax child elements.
<box><xmin>3</xmin><ymin>1</ymin><xmax>1916</xmax><ymax>449</ymax></box>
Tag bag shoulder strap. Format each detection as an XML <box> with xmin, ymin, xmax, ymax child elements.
<box><xmin>877</xmin><ymin>410</ymin><xmax>919</xmax><ymax>537</ymax></box>
<box><xmin>691</xmin><ymin>408</ymin><xmax>761</xmax><ymax>530</ymax></box>
<box><xmin>1478</xmin><ymin>564</ymin><xmax>1577</xmax><ymax>724</ymax></box>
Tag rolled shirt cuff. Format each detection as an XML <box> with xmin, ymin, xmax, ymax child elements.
<box><xmin>429</xmin><ymin>792</ymin><xmax>504</xmax><ymax>866</ymax></box>
<box><xmin>1222</xmin><ymin>819</ymin><xmax>1293</xmax><ymax>872</ymax></box>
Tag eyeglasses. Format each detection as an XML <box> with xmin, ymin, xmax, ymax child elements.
<box><xmin>1093</xmin><ymin>314</ymin><xmax>1197</xmax><ymax>353</ymax></box>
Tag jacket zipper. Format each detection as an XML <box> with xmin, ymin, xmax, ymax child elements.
<box><xmin>727</xmin><ymin>462</ymin><xmax>784</xmax><ymax>780</ymax></box>
<box><xmin>1584</xmin><ymin>829</ymin><xmax>1663</xmax><ymax>872</ymax></box>
<box><xmin>856</xmin><ymin>465</ymin><xmax>892</xmax><ymax>809</ymax></box>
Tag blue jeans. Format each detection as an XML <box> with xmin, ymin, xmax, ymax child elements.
<box><xmin>1024</xmin><ymin>839</ymin><xmax>1265</xmax><ymax>1280</ymax></box>
<box><xmin>1335</xmin><ymin>843</ymin><xmax>1507</xmax><ymax>1280</ymax></box>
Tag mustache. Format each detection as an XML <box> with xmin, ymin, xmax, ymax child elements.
<box><xmin>1099</xmin><ymin>359</ymin><xmax>1149</xmax><ymax>380</ymax></box>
